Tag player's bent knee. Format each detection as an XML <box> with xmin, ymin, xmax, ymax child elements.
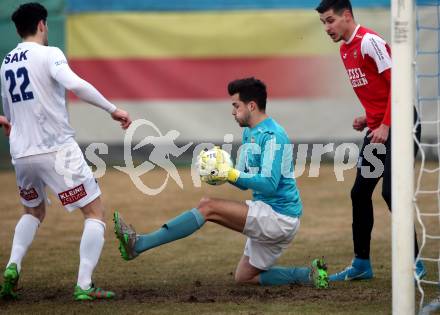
<box><xmin>198</xmin><ymin>196</ymin><xmax>211</xmax><ymax>208</ymax></box>
<box><xmin>197</xmin><ymin>206</ymin><xmax>212</xmax><ymax>220</ymax></box>
<box><xmin>197</xmin><ymin>197</ymin><xmax>222</xmax><ymax>221</ymax></box>
<box><xmin>197</xmin><ymin>197</ymin><xmax>213</xmax><ymax>213</ymax></box>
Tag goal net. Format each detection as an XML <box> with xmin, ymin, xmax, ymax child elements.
<box><xmin>413</xmin><ymin>0</ymin><xmax>440</xmax><ymax>314</ymax></box>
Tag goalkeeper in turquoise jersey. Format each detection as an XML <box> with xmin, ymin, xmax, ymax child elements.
<box><xmin>114</xmin><ymin>77</ymin><xmax>328</xmax><ymax>288</ymax></box>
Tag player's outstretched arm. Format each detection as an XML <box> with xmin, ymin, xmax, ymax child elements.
<box><xmin>48</xmin><ymin>48</ymin><xmax>132</xmax><ymax>130</ymax></box>
<box><xmin>55</xmin><ymin>66</ymin><xmax>116</xmax><ymax>112</ymax></box>
<box><xmin>55</xmin><ymin>66</ymin><xmax>132</xmax><ymax>130</ymax></box>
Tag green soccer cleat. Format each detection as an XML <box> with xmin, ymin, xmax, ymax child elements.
<box><xmin>113</xmin><ymin>211</ymin><xmax>139</xmax><ymax>261</ymax></box>
<box><xmin>0</xmin><ymin>263</ymin><xmax>20</xmax><ymax>300</ymax></box>
<box><xmin>310</xmin><ymin>258</ymin><xmax>329</xmax><ymax>289</ymax></box>
<box><xmin>73</xmin><ymin>284</ymin><xmax>115</xmax><ymax>301</ymax></box>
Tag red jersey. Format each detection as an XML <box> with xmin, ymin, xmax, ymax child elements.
<box><xmin>340</xmin><ymin>25</ymin><xmax>392</xmax><ymax>129</ymax></box>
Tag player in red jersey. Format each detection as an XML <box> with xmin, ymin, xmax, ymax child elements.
<box><xmin>315</xmin><ymin>0</ymin><xmax>424</xmax><ymax>281</ymax></box>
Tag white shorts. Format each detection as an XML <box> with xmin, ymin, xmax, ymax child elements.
<box><xmin>243</xmin><ymin>200</ymin><xmax>300</xmax><ymax>270</ymax></box>
<box><xmin>13</xmin><ymin>142</ymin><xmax>101</xmax><ymax>212</ymax></box>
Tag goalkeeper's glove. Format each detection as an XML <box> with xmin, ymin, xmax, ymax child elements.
<box><xmin>212</xmin><ymin>159</ymin><xmax>240</xmax><ymax>183</ymax></box>
<box><xmin>198</xmin><ymin>147</ymin><xmax>240</xmax><ymax>183</ymax></box>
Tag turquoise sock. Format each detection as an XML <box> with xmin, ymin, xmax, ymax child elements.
<box><xmin>259</xmin><ymin>266</ymin><xmax>311</xmax><ymax>286</ymax></box>
<box><xmin>134</xmin><ymin>208</ymin><xmax>205</xmax><ymax>254</ymax></box>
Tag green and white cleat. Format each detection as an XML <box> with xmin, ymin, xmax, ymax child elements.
<box><xmin>0</xmin><ymin>263</ymin><xmax>20</xmax><ymax>300</ymax></box>
<box><xmin>73</xmin><ymin>284</ymin><xmax>115</xmax><ymax>301</ymax></box>
<box><xmin>310</xmin><ymin>258</ymin><xmax>329</xmax><ymax>289</ymax></box>
<box><xmin>113</xmin><ymin>211</ymin><xmax>139</xmax><ymax>261</ymax></box>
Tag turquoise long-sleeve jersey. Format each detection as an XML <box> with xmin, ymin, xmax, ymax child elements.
<box><xmin>232</xmin><ymin>117</ymin><xmax>302</xmax><ymax>218</ymax></box>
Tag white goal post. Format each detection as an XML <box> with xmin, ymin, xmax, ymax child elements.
<box><xmin>391</xmin><ymin>0</ymin><xmax>415</xmax><ymax>314</ymax></box>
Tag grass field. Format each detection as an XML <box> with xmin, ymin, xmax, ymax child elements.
<box><xmin>0</xmin><ymin>164</ymin><xmax>437</xmax><ymax>314</ymax></box>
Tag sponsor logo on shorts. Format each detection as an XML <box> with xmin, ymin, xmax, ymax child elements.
<box><xmin>58</xmin><ymin>184</ymin><xmax>87</xmax><ymax>206</ymax></box>
<box><xmin>19</xmin><ymin>187</ymin><xmax>38</xmax><ymax>201</ymax></box>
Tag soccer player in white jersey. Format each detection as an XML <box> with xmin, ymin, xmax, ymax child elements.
<box><xmin>0</xmin><ymin>2</ymin><xmax>131</xmax><ymax>300</ymax></box>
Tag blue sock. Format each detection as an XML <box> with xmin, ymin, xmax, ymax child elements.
<box><xmin>259</xmin><ymin>266</ymin><xmax>311</xmax><ymax>286</ymax></box>
<box><xmin>134</xmin><ymin>208</ymin><xmax>205</xmax><ymax>254</ymax></box>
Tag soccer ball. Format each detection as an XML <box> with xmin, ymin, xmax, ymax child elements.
<box><xmin>198</xmin><ymin>147</ymin><xmax>233</xmax><ymax>185</ymax></box>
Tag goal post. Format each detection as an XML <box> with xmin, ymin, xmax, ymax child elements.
<box><xmin>391</xmin><ymin>0</ymin><xmax>416</xmax><ymax>314</ymax></box>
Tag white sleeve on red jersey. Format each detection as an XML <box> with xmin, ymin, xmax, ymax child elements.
<box><xmin>361</xmin><ymin>33</ymin><xmax>392</xmax><ymax>73</ymax></box>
